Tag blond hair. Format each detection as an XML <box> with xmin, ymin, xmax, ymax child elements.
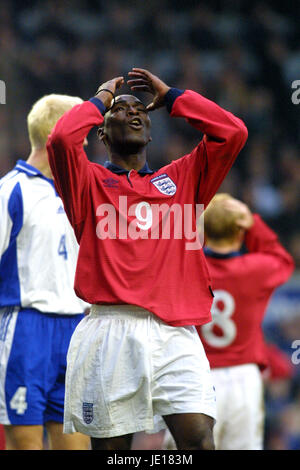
<box><xmin>204</xmin><ymin>193</ymin><xmax>242</xmax><ymax>243</ymax></box>
<box><xmin>27</xmin><ymin>94</ymin><xmax>82</xmax><ymax>149</ymax></box>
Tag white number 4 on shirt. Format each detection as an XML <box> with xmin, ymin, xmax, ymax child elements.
<box><xmin>10</xmin><ymin>387</ymin><xmax>28</xmax><ymax>415</ymax></box>
<box><xmin>58</xmin><ymin>234</ymin><xmax>68</xmax><ymax>260</ymax></box>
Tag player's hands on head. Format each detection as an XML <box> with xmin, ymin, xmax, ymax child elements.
<box><xmin>95</xmin><ymin>76</ymin><xmax>125</xmax><ymax>109</ymax></box>
<box><xmin>127</xmin><ymin>68</ymin><xmax>170</xmax><ymax>111</ymax></box>
<box><xmin>95</xmin><ymin>69</ymin><xmax>170</xmax><ymax>112</ymax></box>
<box><xmin>222</xmin><ymin>198</ymin><xmax>254</xmax><ymax>230</ymax></box>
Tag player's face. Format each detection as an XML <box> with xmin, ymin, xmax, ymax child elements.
<box><xmin>101</xmin><ymin>95</ymin><xmax>152</xmax><ymax>152</ymax></box>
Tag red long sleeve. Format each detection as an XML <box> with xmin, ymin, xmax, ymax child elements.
<box><xmin>244</xmin><ymin>214</ymin><xmax>295</xmax><ymax>289</ymax></box>
<box><xmin>47</xmin><ymin>101</ymin><xmax>104</xmax><ymax>234</ymax></box>
<box><xmin>169</xmin><ymin>90</ymin><xmax>248</xmax><ymax>208</ymax></box>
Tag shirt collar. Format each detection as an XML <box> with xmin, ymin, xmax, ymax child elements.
<box><xmin>204</xmin><ymin>247</ymin><xmax>242</xmax><ymax>259</ymax></box>
<box><xmin>104</xmin><ymin>160</ymin><xmax>154</xmax><ymax>175</ymax></box>
<box><xmin>15</xmin><ymin>160</ymin><xmax>55</xmax><ymax>187</ymax></box>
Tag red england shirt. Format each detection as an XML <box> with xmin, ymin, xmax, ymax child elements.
<box><xmin>197</xmin><ymin>215</ymin><xmax>295</xmax><ymax>367</ymax></box>
<box><xmin>47</xmin><ymin>88</ymin><xmax>248</xmax><ymax>326</ymax></box>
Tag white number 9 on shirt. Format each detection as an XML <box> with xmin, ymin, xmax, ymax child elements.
<box><xmin>135</xmin><ymin>201</ymin><xmax>153</xmax><ymax>230</ymax></box>
<box><xmin>201</xmin><ymin>289</ymin><xmax>237</xmax><ymax>348</ymax></box>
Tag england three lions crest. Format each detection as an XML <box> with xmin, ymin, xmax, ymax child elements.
<box><xmin>82</xmin><ymin>402</ymin><xmax>94</xmax><ymax>424</ymax></box>
<box><xmin>151</xmin><ymin>174</ymin><xmax>177</xmax><ymax>196</ymax></box>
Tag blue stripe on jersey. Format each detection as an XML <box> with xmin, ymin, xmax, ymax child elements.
<box><xmin>0</xmin><ymin>183</ymin><xmax>23</xmax><ymax>306</ymax></box>
<box><xmin>0</xmin><ymin>307</ymin><xmax>14</xmax><ymax>341</ymax></box>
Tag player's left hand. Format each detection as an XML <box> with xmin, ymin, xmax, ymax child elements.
<box><xmin>127</xmin><ymin>68</ymin><xmax>170</xmax><ymax>111</ymax></box>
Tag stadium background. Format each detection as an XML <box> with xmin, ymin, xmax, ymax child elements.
<box><xmin>0</xmin><ymin>0</ymin><xmax>300</xmax><ymax>450</ymax></box>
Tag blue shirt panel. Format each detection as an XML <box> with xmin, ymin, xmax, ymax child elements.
<box><xmin>0</xmin><ymin>182</ymin><xmax>23</xmax><ymax>306</ymax></box>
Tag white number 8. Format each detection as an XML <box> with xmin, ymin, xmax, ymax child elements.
<box><xmin>201</xmin><ymin>289</ymin><xmax>237</xmax><ymax>348</ymax></box>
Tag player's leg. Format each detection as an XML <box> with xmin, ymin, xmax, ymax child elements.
<box><xmin>222</xmin><ymin>364</ymin><xmax>264</xmax><ymax>450</ymax></box>
<box><xmin>90</xmin><ymin>434</ymin><xmax>133</xmax><ymax>450</ymax></box>
<box><xmin>210</xmin><ymin>366</ymin><xmax>230</xmax><ymax>450</ymax></box>
<box><xmin>0</xmin><ymin>308</ymin><xmax>50</xmax><ymax>450</ymax></box>
<box><xmin>152</xmin><ymin>322</ymin><xmax>216</xmax><ymax>450</ymax></box>
<box><xmin>46</xmin><ymin>421</ymin><xmax>90</xmax><ymax>450</ymax></box>
<box><xmin>163</xmin><ymin>413</ymin><xmax>214</xmax><ymax>450</ymax></box>
<box><xmin>131</xmin><ymin>430</ymin><xmax>166</xmax><ymax>450</ymax></box>
<box><xmin>211</xmin><ymin>364</ymin><xmax>264</xmax><ymax>450</ymax></box>
<box><xmin>4</xmin><ymin>425</ymin><xmax>44</xmax><ymax>450</ymax></box>
<box><xmin>63</xmin><ymin>307</ymin><xmax>165</xmax><ymax>447</ymax></box>
<box><xmin>45</xmin><ymin>313</ymin><xmax>88</xmax><ymax>450</ymax></box>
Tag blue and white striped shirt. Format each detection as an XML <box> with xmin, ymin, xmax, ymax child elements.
<box><xmin>0</xmin><ymin>160</ymin><xmax>86</xmax><ymax>314</ymax></box>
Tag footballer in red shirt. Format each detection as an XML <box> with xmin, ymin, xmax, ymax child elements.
<box><xmin>197</xmin><ymin>194</ymin><xmax>295</xmax><ymax>449</ymax></box>
<box><xmin>47</xmin><ymin>69</ymin><xmax>248</xmax><ymax>450</ymax></box>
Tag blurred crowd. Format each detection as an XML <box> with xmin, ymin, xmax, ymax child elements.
<box><xmin>0</xmin><ymin>0</ymin><xmax>300</xmax><ymax>450</ymax></box>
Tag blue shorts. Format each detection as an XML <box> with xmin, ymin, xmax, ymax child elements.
<box><xmin>0</xmin><ymin>307</ymin><xmax>84</xmax><ymax>425</ymax></box>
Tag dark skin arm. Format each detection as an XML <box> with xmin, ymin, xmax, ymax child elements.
<box><xmin>95</xmin><ymin>68</ymin><xmax>170</xmax><ymax>111</ymax></box>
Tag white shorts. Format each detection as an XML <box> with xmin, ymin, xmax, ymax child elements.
<box><xmin>63</xmin><ymin>305</ymin><xmax>216</xmax><ymax>438</ymax></box>
<box><xmin>211</xmin><ymin>363</ymin><xmax>264</xmax><ymax>450</ymax></box>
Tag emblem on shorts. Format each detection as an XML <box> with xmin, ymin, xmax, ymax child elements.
<box><xmin>82</xmin><ymin>402</ymin><xmax>94</xmax><ymax>424</ymax></box>
<box><xmin>150</xmin><ymin>173</ymin><xmax>177</xmax><ymax>196</ymax></box>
